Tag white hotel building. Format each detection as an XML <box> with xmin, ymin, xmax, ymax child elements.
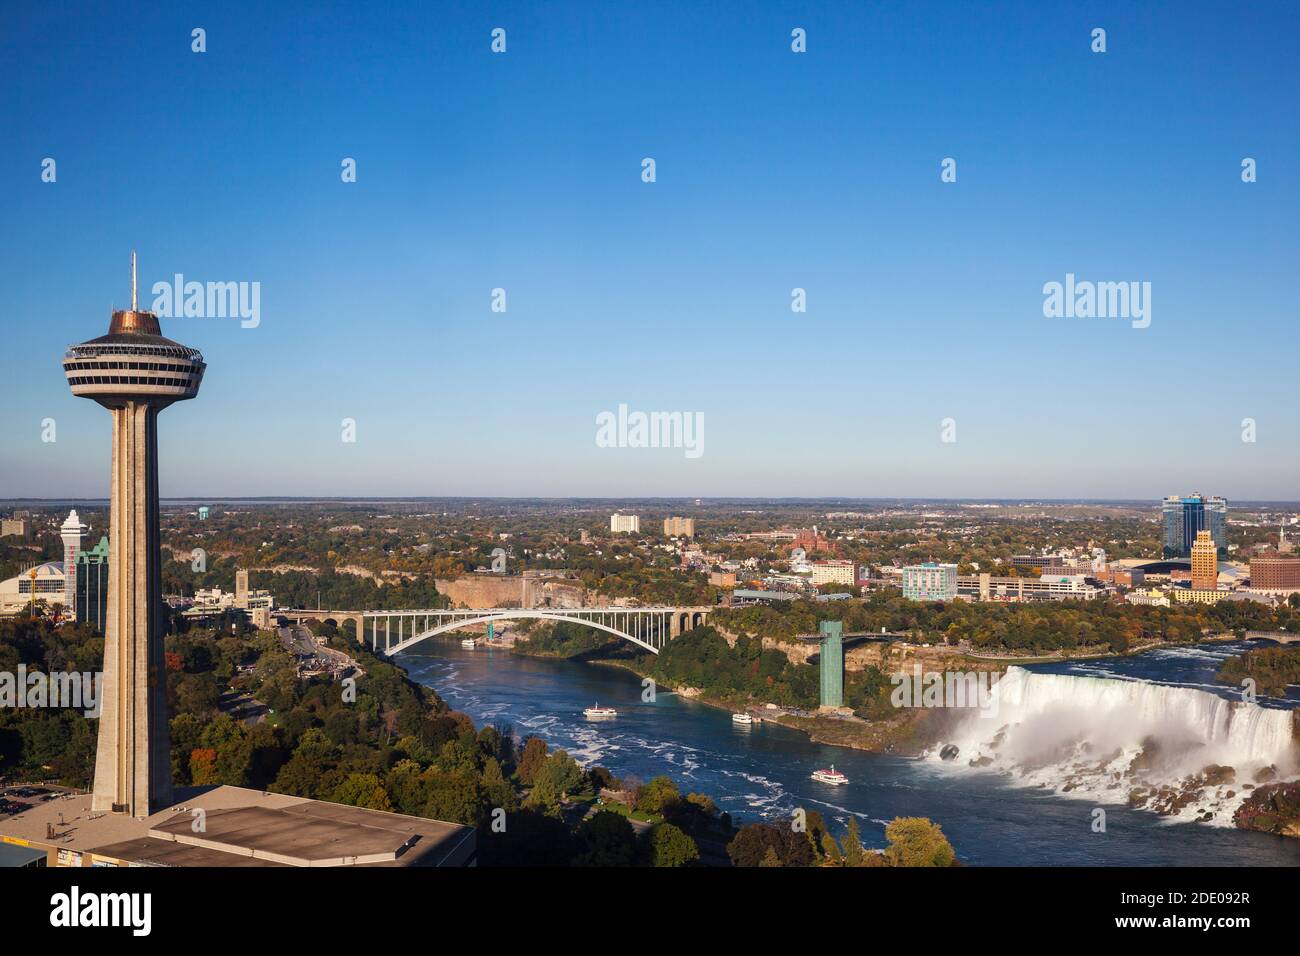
<box><xmin>958</xmin><ymin>573</ymin><xmax>1104</xmax><ymax>602</ymax></box>
<box><xmin>610</xmin><ymin>513</ymin><xmax>640</xmax><ymax>534</ymax></box>
<box><xmin>0</xmin><ymin>509</ymin><xmax>87</xmax><ymax>617</ymax></box>
<box><xmin>810</xmin><ymin>560</ymin><xmax>858</xmax><ymax>586</ymax></box>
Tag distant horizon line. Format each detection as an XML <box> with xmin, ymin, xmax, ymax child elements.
<box><xmin>4</xmin><ymin>495</ymin><xmax>1299</xmax><ymax>508</ymax></box>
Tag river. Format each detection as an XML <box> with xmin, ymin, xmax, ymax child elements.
<box><xmin>396</xmin><ymin>639</ymin><xmax>1300</xmax><ymax>866</ymax></box>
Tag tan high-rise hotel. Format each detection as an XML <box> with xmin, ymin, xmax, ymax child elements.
<box><xmin>663</xmin><ymin>516</ymin><xmax>695</xmax><ymax>538</ymax></box>
<box><xmin>1190</xmin><ymin>530</ymin><xmax>1219</xmax><ymax>592</ymax></box>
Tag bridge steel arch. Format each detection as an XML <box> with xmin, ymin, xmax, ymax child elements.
<box><xmin>353</xmin><ymin>606</ymin><xmax>712</xmax><ymax>657</ymax></box>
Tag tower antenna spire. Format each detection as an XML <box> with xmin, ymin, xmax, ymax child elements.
<box><xmin>131</xmin><ymin>250</ymin><xmax>137</xmax><ymax>311</ymax></box>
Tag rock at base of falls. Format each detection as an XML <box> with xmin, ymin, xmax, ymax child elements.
<box><xmin>1234</xmin><ymin>782</ymin><xmax>1300</xmax><ymax>838</ymax></box>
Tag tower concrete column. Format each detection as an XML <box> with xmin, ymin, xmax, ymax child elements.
<box><xmin>92</xmin><ymin>401</ymin><xmax>172</xmax><ymax>817</ymax></box>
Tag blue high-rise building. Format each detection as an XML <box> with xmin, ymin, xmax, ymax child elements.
<box><xmin>75</xmin><ymin>536</ymin><xmax>110</xmax><ymax>634</ymax></box>
<box><xmin>1162</xmin><ymin>495</ymin><xmax>1227</xmax><ymax>557</ymax></box>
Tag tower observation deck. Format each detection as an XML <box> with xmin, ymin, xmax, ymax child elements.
<box><xmin>63</xmin><ymin>257</ymin><xmax>204</xmax><ymax>405</ymax></box>
<box><xmin>65</xmin><ymin>253</ymin><xmax>205</xmax><ymax>818</ymax></box>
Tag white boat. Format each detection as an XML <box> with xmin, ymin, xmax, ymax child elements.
<box><xmin>583</xmin><ymin>703</ymin><xmax>618</xmax><ymax>719</ymax></box>
<box><xmin>460</xmin><ymin>638</ymin><xmax>477</xmax><ymax>648</ymax></box>
<box><xmin>731</xmin><ymin>712</ymin><xmax>754</xmax><ymax>725</ymax></box>
<box><xmin>811</xmin><ymin>765</ymin><xmax>849</xmax><ymax>786</ymax></box>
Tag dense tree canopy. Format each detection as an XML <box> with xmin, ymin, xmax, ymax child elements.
<box><xmin>713</xmin><ymin>590</ymin><xmax>1298</xmax><ymax>655</ymax></box>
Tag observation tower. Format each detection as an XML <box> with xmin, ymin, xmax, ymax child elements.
<box><xmin>63</xmin><ymin>253</ymin><xmax>205</xmax><ymax>818</ymax></box>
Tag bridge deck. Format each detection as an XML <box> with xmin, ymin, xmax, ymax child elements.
<box><xmin>281</xmin><ymin>605</ymin><xmax>715</xmax><ymax>656</ymax></box>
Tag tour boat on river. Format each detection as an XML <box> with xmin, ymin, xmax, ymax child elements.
<box><xmin>811</xmin><ymin>765</ymin><xmax>849</xmax><ymax>785</ymax></box>
<box><xmin>731</xmin><ymin>712</ymin><xmax>754</xmax><ymax>725</ymax></box>
<box><xmin>583</xmin><ymin>703</ymin><xmax>618</xmax><ymax>719</ymax></box>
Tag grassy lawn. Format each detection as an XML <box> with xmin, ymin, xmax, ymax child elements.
<box><xmin>593</xmin><ymin>799</ymin><xmax>661</xmax><ymax>824</ymax></box>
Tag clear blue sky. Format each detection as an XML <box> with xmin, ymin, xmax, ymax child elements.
<box><xmin>2</xmin><ymin>1</ymin><xmax>1297</xmax><ymax>500</ymax></box>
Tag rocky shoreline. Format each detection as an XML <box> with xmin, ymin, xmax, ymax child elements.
<box><xmin>1233</xmin><ymin>782</ymin><xmax>1300</xmax><ymax>838</ymax></box>
<box><xmin>580</xmin><ymin>657</ymin><xmax>941</xmax><ymax>756</ymax></box>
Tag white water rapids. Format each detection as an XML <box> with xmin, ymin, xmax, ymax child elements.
<box><xmin>932</xmin><ymin>667</ymin><xmax>1299</xmax><ymax>826</ymax></box>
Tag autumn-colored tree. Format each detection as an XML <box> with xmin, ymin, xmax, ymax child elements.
<box><xmin>883</xmin><ymin>817</ymin><xmax>956</xmax><ymax>867</ymax></box>
<box><xmin>189</xmin><ymin>748</ymin><xmax>218</xmax><ymax>785</ymax></box>
<box><xmin>516</xmin><ymin>735</ymin><xmax>548</xmax><ymax>786</ymax></box>
<box><xmin>726</xmin><ymin>822</ymin><xmax>813</xmax><ymax>867</ymax></box>
<box><xmin>634</xmin><ymin>775</ymin><xmax>680</xmax><ymax>815</ymax></box>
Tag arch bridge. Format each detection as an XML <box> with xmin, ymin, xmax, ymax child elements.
<box><xmin>280</xmin><ymin>606</ymin><xmax>714</xmax><ymax>655</ymax></box>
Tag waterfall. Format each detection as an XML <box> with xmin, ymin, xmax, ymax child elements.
<box><xmin>934</xmin><ymin>667</ymin><xmax>1298</xmax><ymax>826</ymax></box>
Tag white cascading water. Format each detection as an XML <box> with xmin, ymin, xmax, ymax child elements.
<box><xmin>933</xmin><ymin>667</ymin><xmax>1299</xmax><ymax>826</ymax></box>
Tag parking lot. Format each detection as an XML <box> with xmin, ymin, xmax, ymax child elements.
<box><xmin>0</xmin><ymin>785</ymin><xmax>77</xmax><ymax>817</ymax></box>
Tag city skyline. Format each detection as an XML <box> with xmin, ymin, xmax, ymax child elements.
<box><xmin>3</xmin><ymin>1</ymin><xmax>1298</xmax><ymax>500</ymax></box>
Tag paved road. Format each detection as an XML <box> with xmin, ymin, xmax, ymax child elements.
<box><xmin>279</xmin><ymin>625</ymin><xmax>365</xmax><ymax>676</ymax></box>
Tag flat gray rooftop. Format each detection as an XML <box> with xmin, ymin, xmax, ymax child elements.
<box><xmin>0</xmin><ymin>785</ymin><xmax>475</xmax><ymax>867</ymax></box>
<box><xmin>149</xmin><ymin>805</ymin><xmax>417</xmax><ymax>866</ymax></box>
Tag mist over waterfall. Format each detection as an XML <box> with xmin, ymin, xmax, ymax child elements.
<box><xmin>934</xmin><ymin>667</ymin><xmax>1299</xmax><ymax>825</ymax></box>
